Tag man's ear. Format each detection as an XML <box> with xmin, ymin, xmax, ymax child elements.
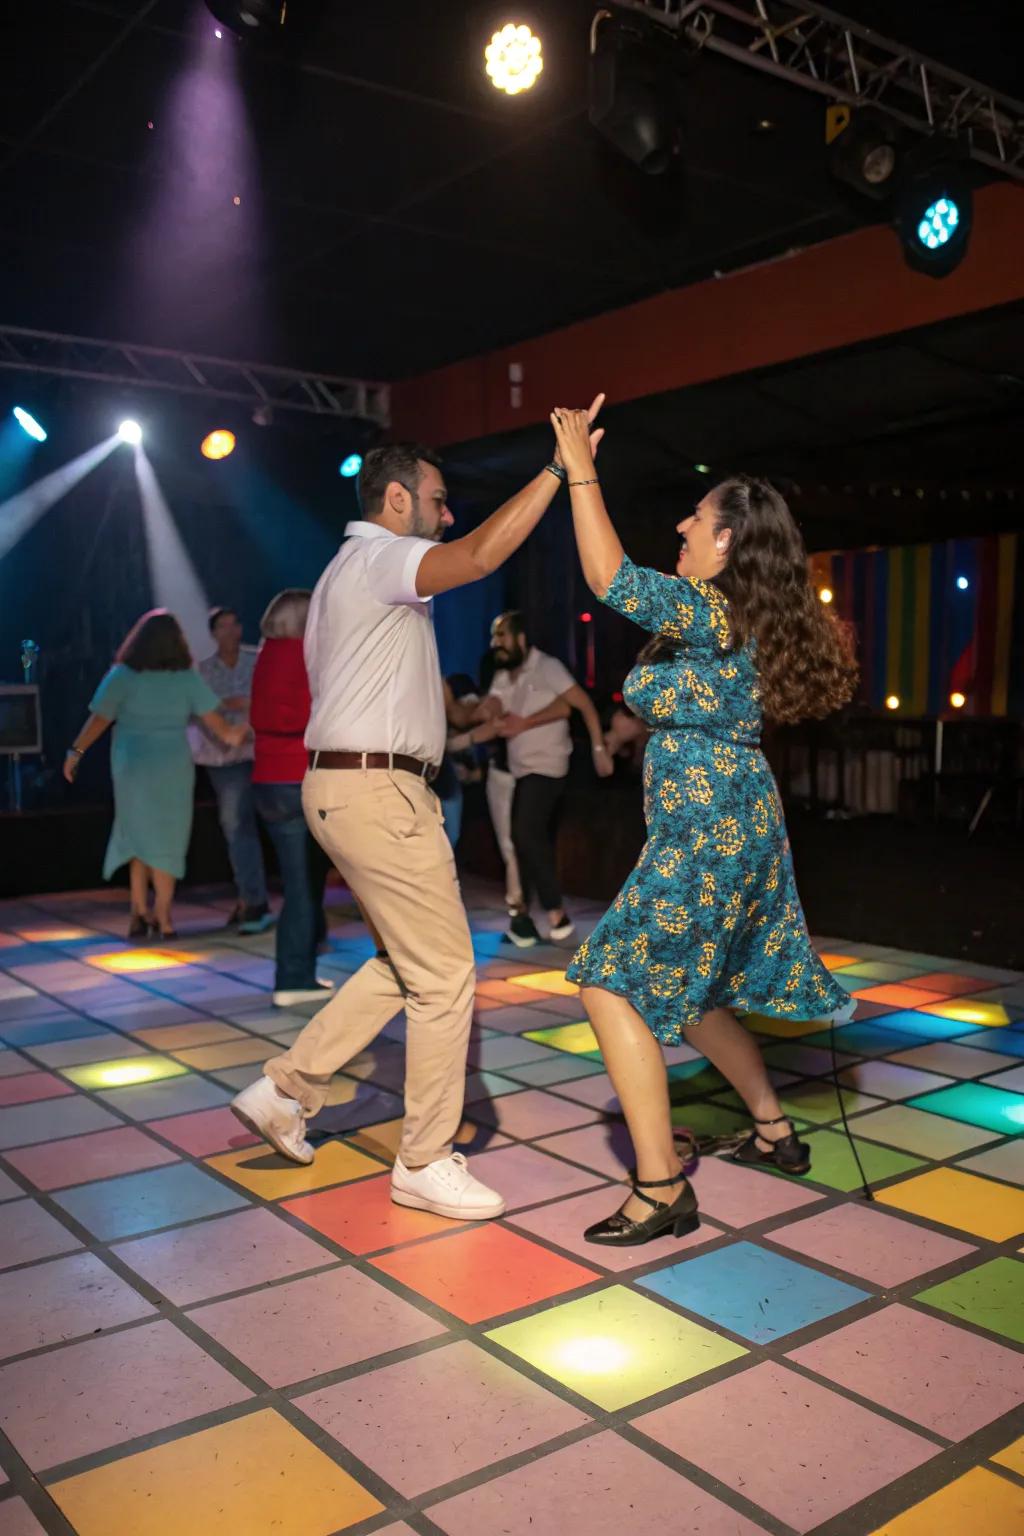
<box><xmin>385</xmin><ymin>480</ymin><xmax>409</xmax><ymax>517</ymax></box>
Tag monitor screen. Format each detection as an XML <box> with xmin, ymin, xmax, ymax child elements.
<box><xmin>0</xmin><ymin>687</ymin><xmax>41</xmax><ymax>753</ymax></box>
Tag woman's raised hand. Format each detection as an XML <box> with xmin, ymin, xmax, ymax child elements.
<box><xmin>551</xmin><ymin>404</ymin><xmax>602</xmax><ymax>478</ymax></box>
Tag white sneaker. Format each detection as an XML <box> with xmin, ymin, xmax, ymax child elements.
<box><xmin>272</xmin><ymin>980</ymin><xmax>335</xmax><ymax>1008</ymax></box>
<box><xmin>549</xmin><ymin>914</ymin><xmax>575</xmax><ymax>942</ymax></box>
<box><xmin>231</xmin><ymin>1075</ymin><xmax>314</xmax><ymax>1165</ymax></box>
<box><xmin>391</xmin><ymin>1152</ymin><xmax>505</xmax><ymax>1220</ymax></box>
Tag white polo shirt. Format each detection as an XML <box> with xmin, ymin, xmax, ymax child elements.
<box><xmin>304</xmin><ymin>520</ymin><xmax>446</xmax><ymax>765</ymax></box>
<box><xmin>489</xmin><ymin>647</ymin><xmax>576</xmax><ymax>780</ymax></box>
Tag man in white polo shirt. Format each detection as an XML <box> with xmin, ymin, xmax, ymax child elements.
<box><xmin>232</xmin><ymin>408</ymin><xmax>603</xmax><ymax>1221</ymax></box>
<box><xmin>489</xmin><ymin>611</ymin><xmax>612</xmax><ymax>950</ymax></box>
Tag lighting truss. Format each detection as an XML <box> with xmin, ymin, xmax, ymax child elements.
<box><xmin>602</xmin><ymin>1</ymin><xmax>1024</xmax><ymax>183</ymax></box>
<box><xmin>0</xmin><ymin>326</ymin><xmax>390</xmax><ymax>426</ymax></box>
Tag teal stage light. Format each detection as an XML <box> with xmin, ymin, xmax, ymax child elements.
<box><xmin>13</xmin><ymin>407</ymin><xmax>46</xmax><ymax>442</ymax></box>
<box><xmin>339</xmin><ymin>454</ymin><xmax>362</xmax><ymax>478</ymax></box>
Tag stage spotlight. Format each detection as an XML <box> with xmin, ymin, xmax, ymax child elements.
<box><xmin>12</xmin><ymin>407</ymin><xmax>46</xmax><ymax>443</ymax></box>
<box><xmin>201</xmin><ymin>429</ymin><xmax>236</xmax><ymax>460</ymax></box>
<box><xmin>819</xmin><ymin>587</ymin><xmax>834</xmax><ymax>605</ymax></box>
<box><xmin>694</xmin><ymin>463</ymin><xmax>711</xmax><ymax>475</ymax></box>
<box><xmin>950</xmin><ymin>691</ymin><xmax>966</xmax><ymax>710</ymax></box>
<box><xmin>589</xmin><ymin>19</ymin><xmax>680</xmax><ymax>175</ymax></box>
<box><xmin>827</xmin><ymin>108</ymin><xmax>899</xmax><ymax>201</ymax></box>
<box><xmin>339</xmin><ymin>453</ymin><xmax>362</xmax><ymax>478</ymax></box>
<box><xmin>898</xmin><ymin>152</ymin><xmax>972</xmax><ymax>278</ymax></box>
<box><xmin>118</xmin><ymin>419</ymin><xmax>143</xmax><ymax>445</ymax></box>
<box><xmin>204</xmin><ymin>1</ymin><xmax>286</xmax><ymax>39</ymax></box>
<box><xmin>956</xmin><ymin>575</ymin><xmax>970</xmax><ymax>590</ymax></box>
<box><xmin>885</xmin><ymin>694</ymin><xmax>900</xmax><ymax>711</ymax></box>
<box><xmin>485</xmin><ymin>23</ymin><xmax>543</xmax><ymax>96</ymax></box>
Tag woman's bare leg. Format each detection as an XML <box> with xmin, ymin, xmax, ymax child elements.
<box><xmin>151</xmin><ymin>869</ymin><xmax>176</xmax><ymax>934</ymax></box>
<box><xmin>581</xmin><ymin>985</ymin><xmax>684</xmax><ymax>1219</ymax></box>
<box><xmin>688</xmin><ymin>1006</ymin><xmax>789</xmax><ymax>1143</ymax></box>
<box><xmin>128</xmin><ymin>859</ymin><xmax>150</xmax><ymax>919</ymax></box>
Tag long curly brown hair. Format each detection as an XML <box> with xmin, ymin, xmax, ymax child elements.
<box><xmin>641</xmin><ymin>476</ymin><xmax>857</xmax><ymax>724</ymax></box>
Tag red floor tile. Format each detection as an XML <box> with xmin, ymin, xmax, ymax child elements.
<box><xmin>284</xmin><ymin>1174</ymin><xmax>462</xmax><ymax>1255</ymax></box>
<box><xmin>913</xmin><ymin>971</ymin><xmax>990</xmax><ymax>996</ymax></box>
<box><xmin>852</xmin><ymin>984</ymin><xmax>951</xmax><ymax>1008</ymax></box>
<box><xmin>0</xmin><ymin>1073</ymin><xmax>76</xmax><ymax>1107</ymax></box>
<box><xmin>3</xmin><ymin>1127</ymin><xmax>180</xmax><ymax>1191</ymax></box>
<box><xmin>147</xmin><ymin>1106</ymin><xmax>259</xmax><ymax>1157</ymax></box>
<box><xmin>371</xmin><ymin>1223</ymin><xmax>600</xmax><ymax>1323</ymax></box>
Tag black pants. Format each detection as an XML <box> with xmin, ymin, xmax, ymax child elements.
<box><xmin>511</xmin><ymin>772</ymin><xmax>566</xmax><ymax>911</ymax></box>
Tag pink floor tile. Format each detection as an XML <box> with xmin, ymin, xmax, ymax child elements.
<box><xmin>636</xmin><ymin>1360</ymin><xmax>937</xmax><ymax>1533</ymax></box>
<box><xmin>469</xmin><ymin>1088</ymin><xmax>602</xmax><ymax>1139</ymax></box>
<box><xmin>190</xmin><ymin>1265</ymin><xmax>445</xmax><ymax>1386</ymax></box>
<box><xmin>296</xmin><ymin>1338</ymin><xmax>590</xmax><ymax>1497</ymax></box>
<box><xmin>428</xmin><ymin>1429</ymin><xmax>768</xmax><ymax>1536</ymax></box>
<box><xmin>891</xmin><ymin>1041</ymin><xmax>1019</xmax><ymax>1078</ymax></box>
<box><xmin>3</xmin><ymin>1127</ymin><xmax>180</xmax><ymax>1191</ymax></box>
<box><xmin>147</xmin><ymin>1106</ymin><xmax>259</xmax><ymax>1157</ymax></box>
<box><xmin>508</xmin><ymin>1184</ymin><xmax>726</xmax><ymax>1270</ymax></box>
<box><xmin>0</xmin><ymin>1499</ymin><xmax>46</xmax><ymax>1535</ymax></box>
<box><xmin>468</xmin><ymin>1143</ymin><xmax>608</xmax><ymax>1211</ymax></box>
<box><xmin>549</xmin><ymin>1072</ymin><xmax>620</xmax><ymax>1111</ymax></box>
<box><xmin>0</xmin><ymin>1051</ymin><xmax>33</xmax><ymax>1077</ymax></box>
<box><xmin>689</xmin><ymin>1155</ymin><xmax>825</xmax><ymax>1227</ymax></box>
<box><xmin>0</xmin><ymin>1319</ymin><xmax>249</xmax><ymax>1469</ymax></box>
<box><xmin>114</xmin><ymin>1205</ymin><xmax>335</xmax><ymax>1306</ymax></box>
<box><xmin>838</xmin><ymin>1060</ymin><xmax>954</xmax><ymax>1099</ymax></box>
<box><xmin>789</xmin><ymin>1304</ymin><xmax>1024</xmax><ymax>1439</ymax></box>
<box><xmin>0</xmin><ymin>1200</ymin><xmax>82</xmax><ymax>1270</ymax></box>
<box><xmin>0</xmin><ymin>1170</ymin><xmax>23</xmax><ymax>1202</ymax></box>
<box><xmin>0</xmin><ymin>1252</ymin><xmax>154</xmax><ymax>1361</ymax></box>
<box><xmin>0</xmin><ymin>1073</ymin><xmax>76</xmax><ymax>1107</ymax></box>
<box><xmin>767</xmin><ymin>1202</ymin><xmax>975</xmax><ymax>1287</ymax></box>
<box><xmin>23</xmin><ymin>1034</ymin><xmax>151</xmax><ymax>1068</ymax></box>
<box><xmin>534</xmin><ymin>1122</ymin><xmax>636</xmax><ymax>1179</ymax></box>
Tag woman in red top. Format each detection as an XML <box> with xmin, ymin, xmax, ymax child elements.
<box><xmin>251</xmin><ymin>590</ymin><xmax>333</xmax><ymax>1008</ymax></box>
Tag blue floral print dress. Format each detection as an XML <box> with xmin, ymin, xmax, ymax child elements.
<box><xmin>566</xmin><ymin>556</ymin><xmax>853</xmax><ymax>1044</ymax></box>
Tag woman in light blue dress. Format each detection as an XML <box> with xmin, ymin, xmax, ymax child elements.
<box><xmin>64</xmin><ymin>610</ymin><xmax>247</xmax><ymax>938</ymax></box>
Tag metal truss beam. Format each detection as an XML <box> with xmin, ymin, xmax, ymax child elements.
<box><xmin>0</xmin><ymin>326</ymin><xmax>390</xmax><ymax>426</ymax></box>
<box><xmin>603</xmin><ymin>1</ymin><xmax>1024</xmax><ymax>182</ymax></box>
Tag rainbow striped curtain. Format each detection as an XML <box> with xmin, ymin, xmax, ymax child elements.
<box><xmin>809</xmin><ymin>533</ymin><xmax>1022</xmax><ymax>717</ymax></box>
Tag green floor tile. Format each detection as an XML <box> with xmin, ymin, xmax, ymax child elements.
<box><xmin>803</xmin><ymin>1023</ymin><xmax>919</xmax><ymax>1056</ymax></box>
<box><xmin>777</xmin><ymin>1080</ymin><xmax>884</xmax><ymax>1125</ymax></box>
<box><xmin>670</xmin><ymin>1100</ymin><xmax>749</xmax><ymax>1139</ymax></box>
<box><xmin>795</xmin><ymin>1129</ymin><xmax>924</xmax><ymax>1193</ymax></box>
<box><xmin>908</xmin><ymin>1082</ymin><xmax>1024</xmax><ymax>1136</ymax></box>
<box><xmin>836</xmin><ymin>960</ymin><xmax>928</xmax><ymax>983</ymax></box>
<box><xmin>667</xmin><ymin>1062</ymin><xmax>730</xmax><ymax>1100</ymax></box>
<box><xmin>850</xmin><ymin>1104</ymin><xmax>999</xmax><ymax>1159</ymax></box>
<box><xmin>916</xmin><ymin>1257</ymin><xmax>1024</xmax><ymax>1345</ymax></box>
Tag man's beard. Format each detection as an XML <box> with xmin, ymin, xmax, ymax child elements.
<box><xmin>408</xmin><ymin>508</ymin><xmax>444</xmax><ymax>541</ymax></box>
<box><xmin>491</xmin><ymin>644</ymin><xmax>524</xmax><ymax>670</ymax></box>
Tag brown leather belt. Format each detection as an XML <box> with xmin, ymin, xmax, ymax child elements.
<box><xmin>307</xmin><ymin>750</ymin><xmax>438</xmax><ymax>782</ymax></box>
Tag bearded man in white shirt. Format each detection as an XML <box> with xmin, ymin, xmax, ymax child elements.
<box><xmin>233</xmin><ymin>399</ymin><xmax>604</xmax><ymax>1221</ymax></box>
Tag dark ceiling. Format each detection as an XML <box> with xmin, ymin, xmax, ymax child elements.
<box><xmin>4</xmin><ymin>0</ymin><xmax>1017</xmax><ymax>385</ymax></box>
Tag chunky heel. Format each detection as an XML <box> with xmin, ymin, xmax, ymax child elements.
<box><xmin>673</xmin><ymin>1211</ymin><xmax>701</xmax><ymax>1238</ymax></box>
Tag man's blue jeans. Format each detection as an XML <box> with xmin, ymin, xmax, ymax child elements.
<box><xmin>207</xmin><ymin>763</ymin><xmax>267</xmax><ymax>910</ymax></box>
<box><xmin>252</xmin><ymin>782</ymin><xmax>327</xmax><ymax>991</ymax></box>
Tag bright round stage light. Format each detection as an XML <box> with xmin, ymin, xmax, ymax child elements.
<box><xmin>956</xmin><ymin>575</ymin><xmax>969</xmax><ymax>591</ymax></box>
<box><xmin>12</xmin><ymin>406</ymin><xmax>47</xmax><ymax>442</ymax></box>
<box><xmin>885</xmin><ymin>694</ymin><xmax>900</xmax><ymax>711</ymax></box>
<box><xmin>950</xmin><ymin>691</ymin><xmax>966</xmax><ymax>710</ymax></box>
<box><xmin>201</xmin><ymin>429</ymin><xmax>236</xmax><ymax>460</ymax></box>
<box><xmin>118</xmin><ymin>419</ymin><xmax>143</xmax><ymax>445</ymax></box>
<box><xmin>339</xmin><ymin>453</ymin><xmax>363</xmax><ymax>478</ymax></box>
<box><xmin>916</xmin><ymin>195</ymin><xmax>959</xmax><ymax>252</ymax></box>
<box><xmin>819</xmin><ymin>587</ymin><xmax>834</xmax><ymax>605</ymax></box>
<box><xmin>485</xmin><ymin>23</ymin><xmax>543</xmax><ymax>96</ymax></box>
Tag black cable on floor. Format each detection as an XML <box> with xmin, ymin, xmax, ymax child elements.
<box><xmin>831</xmin><ymin>1012</ymin><xmax>874</xmax><ymax>1201</ymax></box>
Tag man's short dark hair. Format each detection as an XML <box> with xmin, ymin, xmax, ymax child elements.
<box><xmin>208</xmin><ymin>606</ymin><xmax>238</xmax><ymax>633</ymax></box>
<box><xmin>358</xmin><ymin>443</ymin><xmax>441</xmax><ymax>519</ymax></box>
<box><xmin>496</xmin><ymin>610</ymin><xmax>527</xmax><ymax>639</ymax></box>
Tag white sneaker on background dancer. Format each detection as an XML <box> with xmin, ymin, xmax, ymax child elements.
<box><xmin>231</xmin><ymin>1076</ymin><xmax>313</xmax><ymax>1165</ymax></box>
<box><xmin>392</xmin><ymin>1153</ymin><xmax>505</xmax><ymax>1220</ymax></box>
<box><xmin>272</xmin><ymin>979</ymin><xmax>335</xmax><ymax>1008</ymax></box>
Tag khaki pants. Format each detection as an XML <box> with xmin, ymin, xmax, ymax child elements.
<box><xmin>264</xmin><ymin>768</ymin><xmax>475</xmax><ymax>1167</ymax></box>
<box><xmin>485</xmin><ymin>764</ymin><xmax>522</xmax><ymax>907</ymax></box>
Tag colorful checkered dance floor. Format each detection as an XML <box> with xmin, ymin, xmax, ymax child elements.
<box><xmin>0</xmin><ymin>880</ymin><xmax>1022</xmax><ymax>1536</ymax></box>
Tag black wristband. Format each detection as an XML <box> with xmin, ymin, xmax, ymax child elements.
<box><xmin>544</xmin><ymin>462</ymin><xmax>567</xmax><ymax>483</ymax></box>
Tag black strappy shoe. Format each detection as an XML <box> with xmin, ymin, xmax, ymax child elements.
<box><xmin>127</xmin><ymin>914</ymin><xmax>151</xmax><ymax>941</ymax></box>
<box><xmin>732</xmin><ymin>1114</ymin><xmax>811</xmax><ymax>1175</ymax></box>
<box><xmin>584</xmin><ymin>1171</ymin><xmax>700</xmax><ymax>1247</ymax></box>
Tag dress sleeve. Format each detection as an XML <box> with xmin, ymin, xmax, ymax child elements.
<box><xmin>601</xmin><ymin>555</ymin><xmax>732</xmax><ymax>651</ymax></box>
<box><xmin>187</xmin><ymin>669</ymin><xmax>221</xmax><ymax>717</ymax></box>
<box><xmin>89</xmin><ymin>665</ymin><xmax>130</xmax><ymax>719</ymax></box>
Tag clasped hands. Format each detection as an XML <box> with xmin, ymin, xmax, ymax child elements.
<box><xmin>551</xmin><ymin>393</ymin><xmax>604</xmax><ymax>479</ymax></box>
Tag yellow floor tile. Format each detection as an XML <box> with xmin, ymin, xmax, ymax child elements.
<box><xmin>743</xmin><ymin>1013</ymin><xmax>826</xmax><ymax>1039</ymax></box>
<box><xmin>206</xmin><ymin>1138</ymin><xmax>383</xmax><ymax>1198</ymax></box>
<box><xmin>507</xmin><ymin>969</ymin><xmax>580</xmax><ymax>996</ymax></box>
<box><xmin>918</xmin><ymin>999</ymin><xmax>1013</xmax><ymax>1027</ymax></box>
<box><xmin>350</xmin><ymin>1117</ymin><xmax>404</xmax><ymax>1160</ymax></box>
<box><xmin>131</xmin><ymin>1021</ymin><xmax>249</xmax><ymax>1048</ymax></box>
<box><xmin>172</xmin><ymin>1038</ymin><xmax>271</xmax><ymax>1070</ymax></box>
<box><xmin>86</xmin><ymin>949</ymin><xmax>199</xmax><ymax>973</ymax></box>
<box><xmin>50</xmin><ymin>1408</ymin><xmax>382</xmax><ymax>1536</ymax></box>
<box><xmin>869</xmin><ymin>1467</ymin><xmax>1024</xmax><ymax>1535</ymax></box>
<box><xmin>992</xmin><ymin>1434</ymin><xmax>1024</xmax><ymax>1477</ymax></box>
<box><xmin>876</xmin><ymin>1166</ymin><xmax>1024</xmax><ymax>1241</ymax></box>
<box><xmin>523</xmin><ymin>1021</ymin><xmax>599</xmax><ymax>1054</ymax></box>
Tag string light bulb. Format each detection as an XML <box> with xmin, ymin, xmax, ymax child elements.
<box><xmin>949</xmin><ymin>691</ymin><xmax>966</xmax><ymax>709</ymax></box>
<box><xmin>485</xmin><ymin>23</ymin><xmax>543</xmax><ymax>95</ymax></box>
<box><xmin>201</xmin><ymin>429</ymin><xmax>236</xmax><ymax>460</ymax></box>
<box><xmin>819</xmin><ymin>587</ymin><xmax>834</xmax><ymax>605</ymax></box>
<box><xmin>885</xmin><ymin>694</ymin><xmax>900</xmax><ymax>711</ymax></box>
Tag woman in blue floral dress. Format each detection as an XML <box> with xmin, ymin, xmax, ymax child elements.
<box><xmin>551</xmin><ymin>408</ymin><xmax>857</xmax><ymax>1247</ymax></box>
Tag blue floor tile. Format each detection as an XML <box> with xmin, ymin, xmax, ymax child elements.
<box><xmin>53</xmin><ymin>1162</ymin><xmax>248</xmax><ymax>1239</ymax></box>
<box><xmin>955</xmin><ymin>1029</ymin><xmax>1024</xmax><ymax>1058</ymax></box>
<box><xmin>638</xmin><ymin>1240</ymin><xmax>870</xmax><ymax>1343</ymax></box>
<box><xmin>0</xmin><ymin>1015</ymin><xmax>109</xmax><ymax>1047</ymax></box>
<box><xmin>861</xmin><ymin>1010</ymin><xmax>984</xmax><ymax>1042</ymax></box>
<box><xmin>96</xmin><ymin>1076</ymin><xmax>232</xmax><ymax>1120</ymax></box>
<box><xmin>802</xmin><ymin>1023</ymin><xmax>920</xmax><ymax>1056</ymax></box>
